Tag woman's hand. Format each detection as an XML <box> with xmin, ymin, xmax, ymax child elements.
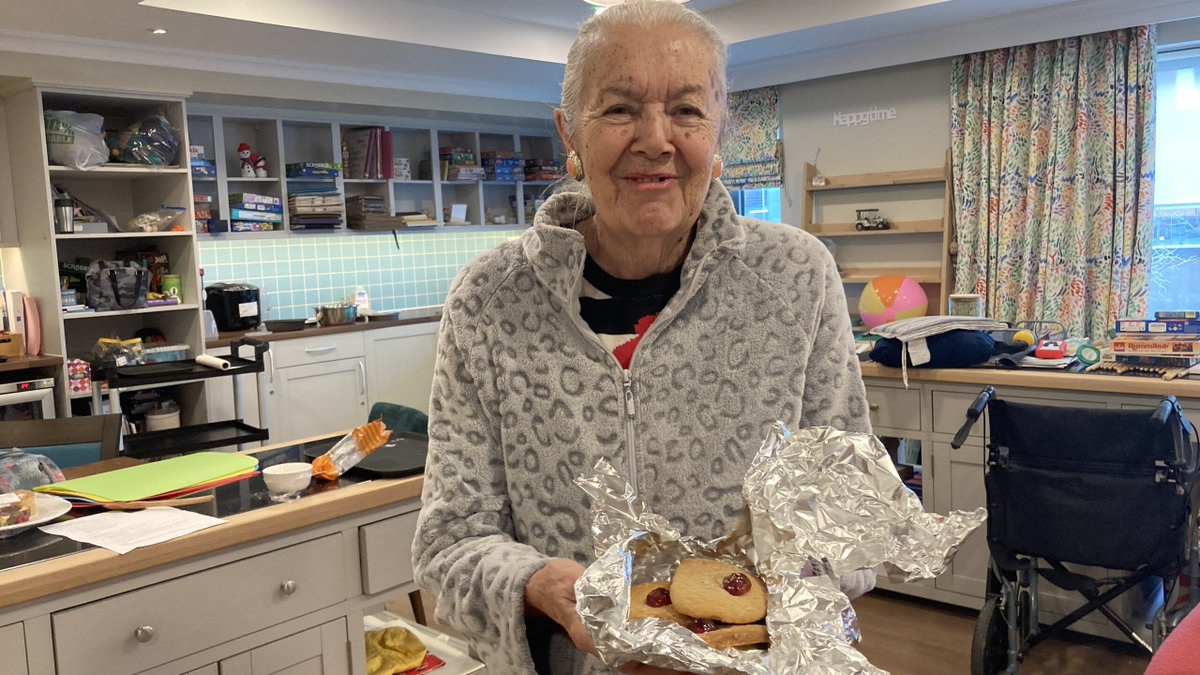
<box><xmin>525</xmin><ymin>558</ymin><xmax>595</xmax><ymax>655</ymax></box>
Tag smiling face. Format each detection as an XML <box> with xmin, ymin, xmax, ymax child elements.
<box><xmin>557</xmin><ymin>24</ymin><xmax>723</xmax><ymax>249</ymax></box>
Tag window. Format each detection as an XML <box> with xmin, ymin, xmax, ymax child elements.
<box><xmin>1150</xmin><ymin>49</ymin><xmax>1200</xmax><ymax>315</ymax></box>
<box><xmin>731</xmin><ymin>187</ymin><xmax>782</xmax><ymax>223</ymax></box>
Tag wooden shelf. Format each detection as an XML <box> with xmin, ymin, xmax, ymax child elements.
<box><xmin>806</xmin><ymin>166</ymin><xmax>945</xmax><ymax>191</ymax></box>
<box><xmin>63</xmin><ymin>303</ymin><xmax>201</xmax><ymax>320</ymax></box>
<box><xmin>840</xmin><ymin>266</ymin><xmax>943</xmax><ymax>284</ymax></box>
<box><xmin>807</xmin><ymin>219</ymin><xmax>944</xmax><ymax>237</ymax></box>
<box><xmin>55</xmin><ymin>230</ymin><xmax>195</xmax><ymax>241</ymax></box>
<box><xmin>49</xmin><ymin>165</ymin><xmax>187</xmax><ymax>176</ymax></box>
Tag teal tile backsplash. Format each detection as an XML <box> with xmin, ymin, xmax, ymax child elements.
<box><xmin>198</xmin><ymin>230</ymin><xmax>521</xmax><ymax>320</ymax></box>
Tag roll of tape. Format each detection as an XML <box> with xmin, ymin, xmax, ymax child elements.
<box><xmin>1076</xmin><ymin>344</ymin><xmax>1101</xmax><ymax>366</ymax></box>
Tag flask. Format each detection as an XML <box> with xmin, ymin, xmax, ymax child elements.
<box><xmin>53</xmin><ymin>193</ymin><xmax>75</xmax><ymax>234</ymax></box>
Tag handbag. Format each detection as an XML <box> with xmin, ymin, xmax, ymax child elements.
<box><xmin>86</xmin><ymin>260</ymin><xmax>150</xmax><ymax>311</ymax></box>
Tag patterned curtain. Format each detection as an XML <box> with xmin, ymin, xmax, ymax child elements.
<box><xmin>720</xmin><ymin>86</ymin><xmax>782</xmax><ymax>190</ymax></box>
<box><xmin>950</xmin><ymin>27</ymin><xmax>1156</xmax><ymax>339</ymax></box>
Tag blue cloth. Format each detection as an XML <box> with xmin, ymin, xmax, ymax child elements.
<box><xmin>869</xmin><ymin>329</ymin><xmax>996</xmax><ymax>368</ymax></box>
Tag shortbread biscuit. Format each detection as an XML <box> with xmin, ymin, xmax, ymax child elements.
<box><xmin>670</xmin><ymin>558</ymin><xmax>768</xmax><ymax>624</ymax></box>
<box><xmin>628</xmin><ymin>581</ymin><xmax>690</xmax><ymax>626</ymax></box>
<box><xmin>697</xmin><ymin>623</ymin><xmax>770</xmax><ymax>650</ymax></box>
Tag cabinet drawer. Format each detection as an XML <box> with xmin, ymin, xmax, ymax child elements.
<box><xmin>932</xmin><ymin>390</ymin><xmax>1106</xmax><ymax>438</ymax></box>
<box><xmin>864</xmin><ymin>385</ymin><xmax>922</xmax><ymax>432</ymax></box>
<box><xmin>272</xmin><ymin>333</ymin><xmax>365</xmax><ymax>368</ymax></box>
<box><xmin>52</xmin><ymin>534</ymin><xmax>345</xmax><ymax>675</ymax></box>
<box><xmin>360</xmin><ymin>510</ymin><xmax>420</xmax><ymax>594</ymax></box>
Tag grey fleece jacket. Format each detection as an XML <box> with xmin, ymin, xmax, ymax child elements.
<box><xmin>413</xmin><ymin>181</ymin><xmax>871</xmax><ymax>674</ymax></box>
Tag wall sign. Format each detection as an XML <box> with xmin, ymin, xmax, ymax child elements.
<box><xmin>833</xmin><ymin>107</ymin><xmax>898</xmax><ymax>127</ymax></box>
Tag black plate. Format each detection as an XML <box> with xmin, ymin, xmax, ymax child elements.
<box><xmin>264</xmin><ymin>319</ymin><xmax>309</xmax><ymax>333</ymax></box>
<box><xmin>302</xmin><ymin>431</ymin><xmax>428</xmax><ymax>478</ymax></box>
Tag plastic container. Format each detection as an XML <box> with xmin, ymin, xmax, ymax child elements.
<box><xmin>143</xmin><ymin>344</ymin><xmax>191</xmax><ymax>363</ymax></box>
<box><xmin>948</xmin><ymin>293</ymin><xmax>984</xmax><ymax>317</ymax></box>
<box><xmin>145</xmin><ymin>403</ymin><xmax>181</xmax><ymax>432</ymax></box>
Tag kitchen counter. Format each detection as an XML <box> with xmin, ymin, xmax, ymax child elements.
<box><xmin>859</xmin><ymin>360</ymin><xmax>1200</xmax><ymax>398</ymax></box>
<box><xmin>0</xmin><ymin>434</ymin><xmax>422</xmax><ymax>610</ymax></box>
<box><xmin>206</xmin><ymin>305</ymin><xmax>442</xmax><ymax>350</ymax></box>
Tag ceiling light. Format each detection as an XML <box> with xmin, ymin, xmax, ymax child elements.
<box><xmin>148</xmin><ymin>27</ymin><xmax>168</xmax><ymax>35</ymax></box>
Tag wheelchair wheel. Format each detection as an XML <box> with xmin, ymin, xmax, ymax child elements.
<box><xmin>971</xmin><ymin>595</ymin><xmax>1009</xmax><ymax>675</ymax></box>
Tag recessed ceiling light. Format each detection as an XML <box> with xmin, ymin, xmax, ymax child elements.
<box><xmin>148</xmin><ymin>27</ymin><xmax>168</xmax><ymax>35</ymax></box>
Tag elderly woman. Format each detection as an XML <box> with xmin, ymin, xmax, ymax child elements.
<box><xmin>413</xmin><ymin>1</ymin><xmax>873</xmax><ymax>673</ymax></box>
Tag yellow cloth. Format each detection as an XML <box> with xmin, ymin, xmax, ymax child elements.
<box><xmin>364</xmin><ymin>626</ymin><xmax>427</xmax><ymax>675</ymax></box>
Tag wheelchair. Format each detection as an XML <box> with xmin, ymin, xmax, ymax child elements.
<box><xmin>951</xmin><ymin>386</ymin><xmax>1200</xmax><ymax>674</ymax></box>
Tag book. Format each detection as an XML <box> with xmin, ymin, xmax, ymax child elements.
<box><xmin>1155</xmin><ymin>310</ymin><xmax>1200</xmax><ymax>320</ymax></box>
<box><xmin>1111</xmin><ymin>335</ymin><xmax>1200</xmax><ymax>356</ymax></box>
<box><xmin>230</xmin><ymin>208</ymin><xmax>284</xmax><ymax>223</ymax></box>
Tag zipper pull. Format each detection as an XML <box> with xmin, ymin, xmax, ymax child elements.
<box><xmin>622</xmin><ymin>370</ymin><xmax>636</xmax><ymax>417</ymax></box>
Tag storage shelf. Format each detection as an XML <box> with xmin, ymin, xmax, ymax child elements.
<box><xmin>49</xmin><ymin>165</ymin><xmax>187</xmax><ymax>177</ymax></box>
<box><xmin>287</xmin><ymin>177</ymin><xmax>336</xmax><ymax>182</ymax></box>
<box><xmin>840</xmin><ymin>267</ymin><xmax>943</xmax><ymax>284</ymax></box>
<box><xmin>62</xmin><ymin>303</ymin><xmax>201</xmax><ymax>319</ymax></box>
<box><xmin>806</xmin><ymin>167</ymin><xmax>945</xmax><ymax>191</ymax></box>
<box><xmin>393</xmin><ymin>179</ymin><xmax>432</xmax><ymax>185</ymax></box>
<box><xmin>96</xmin><ymin>353</ymin><xmax>265</xmax><ymax>390</ymax></box>
<box><xmin>227</xmin><ymin>177</ymin><xmax>280</xmax><ymax>183</ymax></box>
<box><xmin>124</xmin><ymin>420</ymin><xmax>269</xmax><ymax>459</ymax></box>
<box><xmin>806</xmin><ymin>219</ymin><xmax>945</xmax><ymax>237</ymax></box>
<box><xmin>55</xmin><ymin>230</ymin><xmax>195</xmax><ymax>241</ymax></box>
<box><xmin>343</xmin><ymin>178</ymin><xmax>386</xmax><ymax>184</ymax></box>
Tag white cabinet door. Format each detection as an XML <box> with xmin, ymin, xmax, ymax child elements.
<box><xmin>931</xmin><ymin>440</ymin><xmax>990</xmax><ymax>599</ymax></box>
<box><xmin>272</xmin><ymin>358</ymin><xmax>367</xmax><ymax>444</ymax></box>
<box><xmin>364</xmin><ymin>322</ymin><xmax>439</xmax><ymax>414</ymax></box>
<box><xmin>0</xmin><ymin>622</ymin><xmax>28</xmax><ymax>675</ymax></box>
<box><xmin>219</xmin><ymin>619</ymin><xmax>350</xmax><ymax>675</ymax></box>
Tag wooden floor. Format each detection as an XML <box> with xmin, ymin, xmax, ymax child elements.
<box><xmin>395</xmin><ymin>589</ymin><xmax>1153</xmax><ymax>673</ymax></box>
<box><xmin>855</xmin><ymin>590</ymin><xmax>1151</xmax><ymax>675</ymax></box>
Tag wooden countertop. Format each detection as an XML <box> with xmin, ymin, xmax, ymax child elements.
<box><xmin>0</xmin><ymin>354</ymin><xmax>63</xmax><ymax>374</ymax></box>
<box><xmin>860</xmin><ymin>361</ymin><xmax>1200</xmax><ymax>398</ymax></box>
<box><xmin>0</xmin><ymin>452</ymin><xmax>424</xmax><ymax>610</ymax></box>
<box><xmin>207</xmin><ymin>309</ymin><xmax>441</xmax><ymax>349</ymax></box>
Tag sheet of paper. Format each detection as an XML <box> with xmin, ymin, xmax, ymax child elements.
<box><xmin>1018</xmin><ymin>355</ymin><xmax>1076</xmax><ymax>369</ymax></box>
<box><xmin>38</xmin><ymin>508</ymin><xmax>225</xmax><ymax>554</ymax></box>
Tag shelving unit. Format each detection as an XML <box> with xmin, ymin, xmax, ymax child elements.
<box><xmin>2</xmin><ymin>85</ymin><xmax>212</xmax><ymax>433</ymax></box>
<box><xmin>186</xmin><ymin>108</ymin><xmax>561</xmax><ymax>236</ymax></box>
<box><xmin>802</xmin><ymin>151</ymin><xmax>954</xmax><ymax>317</ymax></box>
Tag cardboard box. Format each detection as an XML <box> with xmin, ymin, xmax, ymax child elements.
<box><xmin>0</xmin><ymin>332</ymin><xmax>24</xmax><ymax>359</ymax></box>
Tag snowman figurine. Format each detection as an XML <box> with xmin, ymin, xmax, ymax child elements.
<box><xmin>252</xmin><ymin>153</ymin><xmax>269</xmax><ymax>178</ymax></box>
<box><xmin>237</xmin><ymin>143</ymin><xmax>255</xmax><ymax>178</ymax></box>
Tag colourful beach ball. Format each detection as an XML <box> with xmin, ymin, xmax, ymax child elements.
<box><xmin>859</xmin><ymin>275</ymin><xmax>928</xmax><ymax>329</ymax></box>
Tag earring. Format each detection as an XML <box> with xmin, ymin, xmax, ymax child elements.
<box><xmin>712</xmin><ymin>153</ymin><xmax>723</xmax><ymax>180</ymax></box>
<box><xmin>567</xmin><ymin>150</ymin><xmax>585</xmax><ymax>181</ymax></box>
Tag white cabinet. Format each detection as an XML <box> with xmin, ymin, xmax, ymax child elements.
<box><xmin>364</xmin><ymin>322</ymin><xmax>439</xmax><ymax>414</ymax></box>
<box><xmin>271</xmin><ymin>357</ymin><xmax>367</xmax><ymax>444</ymax></box>
<box><xmin>0</xmin><ymin>100</ymin><xmax>18</xmax><ymax>246</ymax></box>
<box><xmin>219</xmin><ymin>619</ymin><xmax>350</xmax><ymax>675</ymax></box>
<box><xmin>931</xmin><ymin>439</ymin><xmax>989</xmax><ymax>598</ymax></box>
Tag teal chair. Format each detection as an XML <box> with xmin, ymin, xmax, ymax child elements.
<box><xmin>0</xmin><ymin>414</ymin><xmax>123</xmax><ymax>469</ymax></box>
<box><xmin>367</xmin><ymin>402</ymin><xmax>428</xmax><ymax>436</ymax></box>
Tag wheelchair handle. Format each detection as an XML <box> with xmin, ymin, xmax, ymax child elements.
<box><xmin>1150</xmin><ymin>395</ymin><xmax>1199</xmax><ymax>472</ymax></box>
<box><xmin>952</xmin><ymin>385</ymin><xmax>995</xmax><ymax>448</ymax></box>
<box><xmin>1151</xmin><ymin>396</ymin><xmax>1176</xmax><ymax>429</ymax></box>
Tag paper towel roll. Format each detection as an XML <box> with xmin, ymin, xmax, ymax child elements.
<box><xmin>196</xmin><ymin>354</ymin><xmax>232</xmax><ymax>371</ymax></box>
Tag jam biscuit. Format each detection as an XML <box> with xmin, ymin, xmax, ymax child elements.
<box><xmin>670</xmin><ymin>558</ymin><xmax>768</xmax><ymax>624</ymax></box>
<box><xmin>628</xmin><ymin>582</ymin><xmax>691</xmax><ymax>626</ymax></box>
<box><xmin>697</xmin><ymin>623</ymin><xmax>770</xmax><ymax>650</ymax></box>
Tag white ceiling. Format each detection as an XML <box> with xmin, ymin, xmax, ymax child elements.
<box><xmin>1</xmin><ymin>0</ymin><xmax>1199</xmax><ymax>104</ymax></box>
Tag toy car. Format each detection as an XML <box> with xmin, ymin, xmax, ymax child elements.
<box><xmin>855</xmin><ymin>209</ymin><xmax>890</xmax><ymax>231</ymax></box>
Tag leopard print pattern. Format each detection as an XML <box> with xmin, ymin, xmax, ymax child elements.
<box><xmin>413</xmin><ymin>180</ymin><xmax>871</xmax><ymax>674</ymax></box>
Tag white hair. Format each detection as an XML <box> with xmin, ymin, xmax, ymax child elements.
<box><xmin>558</xmin><ymin>0</ymin><xmax>729</xmax><ymax>140</ymax></box>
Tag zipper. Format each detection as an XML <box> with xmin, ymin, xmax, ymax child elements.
<box><xmin>622</xmin><ymin>368</ymin><xmax>637</xmax><ymax>492</ymax></box>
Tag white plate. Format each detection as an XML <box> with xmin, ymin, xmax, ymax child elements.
<box><xmin>0</xmin><ymin>493</ymin><xmax>73</xmax><ymax>539</ymax></box>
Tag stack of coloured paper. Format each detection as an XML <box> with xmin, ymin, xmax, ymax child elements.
<box><xmin>35</xmin><ymin>452</ymin><xmax>259</xmax><ymax>507</ymax></box>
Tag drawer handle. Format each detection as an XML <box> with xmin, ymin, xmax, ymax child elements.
<box><xmin>868</xmin><ymin>403</ymin><xmax>880</xmax><ymax>411</ymax></box>
<box><xmin>280</xmin><ymin>579</ymin><xmax>298</xmax><ymax>595</ymax></box>
<box><xmin>305</xmin><ymin>345</ymin><xmax>338</xmax><ymax>354</ymax></box>
<box><xmin>134</xmin><ymin>626</ymin><xmax>156</xmax><ymax>643</ymax></box>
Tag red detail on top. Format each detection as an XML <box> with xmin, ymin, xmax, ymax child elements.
<box><xmin>722</xmin><ymin>573</ymin><xmax>752</xmax><ymax>596</ymax></box>
<box><xmin>645</xmin><ymin>587</ymin><xmax>671</xmax><ymax>607</ymax></box>
<box><xmin>612</xmin><ymin>313</ymin><xmax>659</xmax><ymax>369</ymax></box>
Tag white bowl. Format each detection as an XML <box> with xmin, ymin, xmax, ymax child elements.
<box><xmin>262</xmin><ymin>462</ymin><xmax>313</xmax><ymax>499</ymax></box>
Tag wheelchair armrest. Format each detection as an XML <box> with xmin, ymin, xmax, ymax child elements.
<box><xmin>951</xmin><ymin>385</ymin><xmax>994</xmax><ymax>449</ymax></box>
<box><xmin>1152</xmin><ymin>396</ymin><xmax>1200</xmax><ymax>472</ymax></box>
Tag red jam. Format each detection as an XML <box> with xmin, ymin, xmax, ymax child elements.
<box><xmin>645</xmin><ymin>587</ymin><xmax>671</xmax><ymax>608</ymax></box>
<box><xmin>687</xmin><ymin>619</ymin><xmax>718</xmax><ymax>634</ymax></box>
<box><xmin>722</xmin><ymin>572</ymin><xmax>752</xmax><ymax>596</ymax></box>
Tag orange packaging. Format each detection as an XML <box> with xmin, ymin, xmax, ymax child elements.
<box><xmin>312</xmin><ymin>419</ymin><xmax>392</xmax><ymax>480</ymax></box>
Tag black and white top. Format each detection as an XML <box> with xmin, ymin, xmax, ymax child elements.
<box><xmin>579</xmin><ymin>255</ymin><xmax>682</xmax><ymax>369</ymax></box>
